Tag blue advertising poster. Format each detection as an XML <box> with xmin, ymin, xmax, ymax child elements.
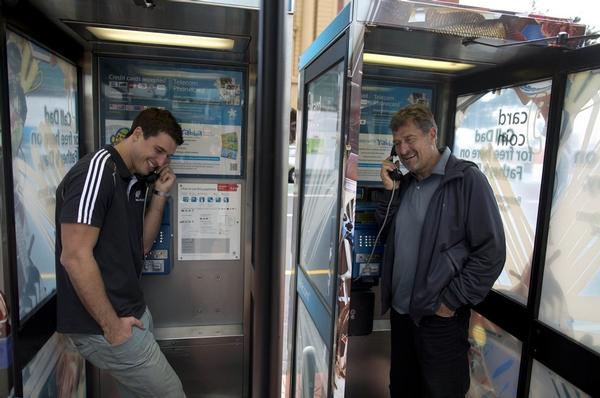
<box><xmin>99</xmin><ymin>58</ymin><xmax>245</xmax><ymax>176</ymax></box>
<box><xmin>6</xmin><ymin>30</ymin><xmax>79</xmax><ymax>320</ymax></box>
<box><xmin>358</xmin><ymin>80</ymin><xmax>433</xmax><ymax>181</ymax></box>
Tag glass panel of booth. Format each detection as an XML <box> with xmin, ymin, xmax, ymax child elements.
<box><xmin>454</xmin><ymin>80</ymin><xmax>551</xmax><ymax>305</ymax></box>
<box><xmin>0</xmin><ymin>90</ymin><xmax>10</xmax><ymax>397</ymax></box>
<box><xmin>529</xmin><ymin>360</ymin><xmax>591</xmax><ymax>398</ymax></box>
<box><xmin>539</xmin><ymin>68</ymin><xmax>600</xmax><ymax>355</ymax></box>
<box><xmin>294</xmin><ymin>298</ymin><xmax>329</xmax><ymax>398</ymax></box>
<box><xmin>98</xmin><ymin>57</ymin><xmax>245</xmax><ymax>178</ymax></box>
<box><xmin>299</xmin><ymin>61</ymin><xmax>345</xmax><ymax>305</ymax></box>
<box><xmin>467</xmin><ymin>311</ymin><xmax>522</xmax><ymax>398</ymax></box>
<box><xmin>5</xmin><ymin>30</ymin><xmax>79</xmax><ymax>321</ymax></box>
<box><xmin>21</xmin><ymin>333</ymin><xmax>86</xmax><ymax>397</ymax></box>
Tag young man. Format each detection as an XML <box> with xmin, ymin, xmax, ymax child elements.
<box><xmin>378</xmin><ymin>104</ymin><xmax>506</xmax><ymax>397</ymax></box>
<box><xmin>55</xmin><ymin>108</ymin><xmax>185</xmax><ymax>397</ymax></box>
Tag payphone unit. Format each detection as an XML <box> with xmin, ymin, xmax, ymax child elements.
<box><xmin>143</xmin><ymin>201</ymin><xmax>172</xmax><ymax>275</ymax></box>
<box><xmin>352</xmin><ymin>188</ymin><xmax>384</xmax><ymax>285</ymax></box>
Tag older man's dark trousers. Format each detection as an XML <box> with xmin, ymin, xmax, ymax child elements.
<box><xmin>389</xmin><ymin>306</ymin><xmax>471</xmax><ymax>398</ymax></box>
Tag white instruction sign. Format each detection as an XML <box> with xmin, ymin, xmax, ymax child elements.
<box><xmin>177</xmin><ymin>183</ymin><xmax>241</xmax><ymax>260</ymax></box>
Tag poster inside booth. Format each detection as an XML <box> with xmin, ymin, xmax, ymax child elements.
<box><xmin>99</xmin><ymin>58</ymin><xmax>245</xmax><ymax>177</ymax></box>
<box><xmin>358</xmin><ymin>80</ymin><xmax>433</xmax><ymax>182</ymax></box>
<box><xmin>177</xmin><ymin>183</ymin><xmax>241</xmax><ymax>261</ymax></box>
<box><xmin>6</xmin><ymin>30</ymin><xmax>79</xmax><ymax>320</ymax></box>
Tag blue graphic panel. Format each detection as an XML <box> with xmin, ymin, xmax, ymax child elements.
<box><xmin>99</xmin><ymin>58</ymin><xmax>245</xmax><ymax>176</ymax></box>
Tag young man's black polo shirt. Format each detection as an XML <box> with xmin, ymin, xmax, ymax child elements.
<box><xmin>55</xmin><ymin>145</ymin><xmax>148</xmax><ymax>334</ymax></box>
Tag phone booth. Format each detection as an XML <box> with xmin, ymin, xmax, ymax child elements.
<box><xmin>0</xmin><ymin>0</ymin><xmax>272</xmax><ymax>396</ymax></box>
<box><xmin>286</xmin><ymin>1</ymin><xmax>599</xmax><ymax>397</ymax></box>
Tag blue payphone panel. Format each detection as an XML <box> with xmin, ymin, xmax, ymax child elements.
<box><xmin>143</xmin><ymin>201</ymin><xmax>172</xmax><ymax>275</ymax></box>
<box><xmin>352</xmin><ymin>200</ymin><xmax>384</xmax><ymax>283</ymax></box>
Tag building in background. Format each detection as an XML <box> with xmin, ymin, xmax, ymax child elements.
<box><xmin>290</xmin><ymin>0</ymin><xmax>348</xmax><ymax>106</ymax></box>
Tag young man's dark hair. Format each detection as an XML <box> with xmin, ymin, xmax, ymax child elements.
<box><xmin>389</xmin><ymin>103</ymin><xmax>438</xmax><ymax>134</ymax></box>
<box><xmin>127</xmin><ymin>107</ymin><xmax>184</xmax><ymax>145</ymax></box>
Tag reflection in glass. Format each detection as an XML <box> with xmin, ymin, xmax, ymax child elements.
<box><xmin>0</xmin><ymin>95</ymin><xmax>10</xmax><ymax>398</ymax></box>
<box><xmin>294</xmin><ymin>299</ymin><xmax>329</xmax><ymax>398</ymax></box>
<box><xmin>299</xmin><ymin>62</ymin><xmax>344</xmax><ymax>303</ymax></box>
<box><xmin>6</xmin><ymin>31</ymin><xmax>79</xmax><ymax>320</ymax></box>
<box><xmin>540</xmin><ymin>69</ymin><xmax>600</xmax><ymax>354</ymax></box>
<box><xmin>467</xmin><ymin>311</ymin><xmax>522</xmax><ymax>398</ymax></box>
<box><xmin>22</xmin><ymin>333</ymin><xmax>86</xmax><ymax>397</ymax></box>
<box><xmin>454</xmin><ymin>81</ymin><xmax>551</xmax><ymax>304</ymax></box>
<box><xmin>355</xmin><ymin>0</ymin><xmax>587</xmax><ymax>48</ymax></box>
<box><xmin>529</xmin><ymin>360</ymin><xmax>590</xmax><ymax>398</ymax></box>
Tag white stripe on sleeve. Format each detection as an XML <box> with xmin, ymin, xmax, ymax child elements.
<box><xmin>77</xmin><ymin>150</ymin><xmax>110</xmax><ymax>224</ymax></box>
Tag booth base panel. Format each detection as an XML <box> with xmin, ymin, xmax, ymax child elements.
<box><xmin>92</xmin><ymin>333</ymin><xmax>244</xmax><ymax>398</ymax></box>
<box><xmin>346</xmin><ymin>329</ymin><xmax>391</xmax><ymax>398</ymax></box>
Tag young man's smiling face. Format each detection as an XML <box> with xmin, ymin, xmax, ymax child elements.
<box><xmin>392</xmin><ymin>120</ymin><xmax>439</xmax><ymax>180</ymax></box>
<box><xmin>130</xmin><ymin>128</ymin><xmax>177</xmax><ymax>176</ymax></box>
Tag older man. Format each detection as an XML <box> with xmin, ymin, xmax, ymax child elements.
<box><xmin>378</xmin><ymin>104</ymin><xmax>505</xmax><ymax>397</ymax></box>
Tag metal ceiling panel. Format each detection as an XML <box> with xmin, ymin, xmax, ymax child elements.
<box><xmin>25</xmin><ymin>0</ymin><xmax>257</xmax><ymax>62</ymax></box>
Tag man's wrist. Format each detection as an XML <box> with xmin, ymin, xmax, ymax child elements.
<box><xmin>384</xmin><ymin>180</ymin><xmax>399</xmax><ymax>191</ymax></box>
<box><xmin>100</xmin><ymin>314</ymin><xmax>119</xmax><ymax>336</ymax></box>
<box><xmin>153</xmin><ymin>189</ymin><xmax>171</xmax><ymax>198</ymax></box>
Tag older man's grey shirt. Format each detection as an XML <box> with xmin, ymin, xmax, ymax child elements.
<box><xmin>392</xmin><ymin>147</ymin><xmax>451</xmax><ymax>314</ymax></box>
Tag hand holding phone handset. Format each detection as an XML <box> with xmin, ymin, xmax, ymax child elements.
<box><xmin>380</xmin><ymin>146</ymin><xmax>403</xmax><ymax>191</ymax></box>
<box><xmin>388</xmin><ymin>146</ymin><xmax>403</xmax><ymax>181</ymax></box>
<box><xmin>144</xmin><ymin>172</ymin><xmax>159</xmax><ymax>184</ymax></box>
<box><xmin>145</xmin><ymin>165</ymin><xmax>176</xmax><ymax>198</ymax></box>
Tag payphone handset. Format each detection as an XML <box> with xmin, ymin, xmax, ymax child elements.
<box><xmin>141</xmin><ymin>165</ymin><xmax>165</xmax><ymax>184</ymax></box>
<box><xmin>144</xmin><ymin>171</ymin><xmax>159</xmax><ymax>184</ymax></box>
<box><xmin>388</xmin><ymin>145</ymin><xmax>403</xmax><ymax>181</ymax></box>
<box><xmin>142</xmin><ymin>159</ymin><xmax>175</xmax><ymax>184</ymax></box>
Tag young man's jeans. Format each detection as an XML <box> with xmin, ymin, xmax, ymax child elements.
<box><xmin>390</xmin><ymin>306</ymin><xmax>471</xmax><ymax>398</ymax></box>
<box><xmin>68</xmin><ymin>308</ymin><xmax>185</xmax><ymax>398</ymax></box>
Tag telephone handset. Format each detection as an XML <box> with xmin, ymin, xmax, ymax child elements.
<box><xmin>388</xmin><ymin>146</ymin><xmax>403</xmax><ymax>181</ymax></box>
<box><xmin>144</xmin><ymin>172</ymin><xmax>159</xmax><ymax>184</ymax></box>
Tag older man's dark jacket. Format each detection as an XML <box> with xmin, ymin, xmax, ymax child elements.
<box><xmin>376</xmin><ymin>153</ymin><xmax>506</xmax><ymax>322</ymax></box>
